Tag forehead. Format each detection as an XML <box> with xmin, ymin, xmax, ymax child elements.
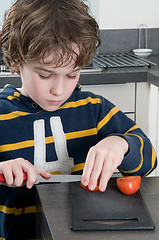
<box><xmin>39</xmin><ymin>45</ymin><xmax>80</xmax><ymax>68</ymax></box>
<box><xmin>32</xmin><ymin>53</ymin><xmax>80</xmax><ymax>74</ymax></box>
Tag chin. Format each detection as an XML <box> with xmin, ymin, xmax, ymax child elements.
<box><xmin>43</xmin><ymin>106</ymin><xmax>60</xmax><ymax>112</ymax></box>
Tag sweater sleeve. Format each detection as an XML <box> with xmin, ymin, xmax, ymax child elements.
<box><xmin>96</xmin><ymin>96</ymin><xmax>157</xmax><ymax>176</ymax></box>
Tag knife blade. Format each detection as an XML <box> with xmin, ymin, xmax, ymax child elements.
<box><xmin>0</xmin><ymin>172</ymin><xmax>82</xmax><ymax>183</ymax></box>
<box><xmin>37</xmin><ymin>174</ymin><xmax>82</xmax><ymax>183</ymax></box>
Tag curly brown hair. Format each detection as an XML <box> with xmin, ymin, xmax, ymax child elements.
<box><xmin>0</xmin><ymin>0</ymin><xmax>101</xmax><ymax>72</ymax></box>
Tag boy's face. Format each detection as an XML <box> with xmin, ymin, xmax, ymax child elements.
<box><xmin>19</xmin><ymin>53</ymin><xmax>81</xmax><ymax>111</ymax></box>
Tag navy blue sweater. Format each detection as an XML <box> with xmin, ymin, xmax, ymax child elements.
<box><xmin>0</xmin><ymin>84</ymin><xmax>157</xmax><ymax>239</ymax></box>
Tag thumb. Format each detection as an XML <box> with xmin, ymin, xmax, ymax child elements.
<box><xmin>36</xmin><ymin>168</ymin><xmax>51</xmax><ymax>178</ymax></box>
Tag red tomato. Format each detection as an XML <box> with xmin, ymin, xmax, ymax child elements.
<box><xmin>80</xmin><ymin>179</ymin><xmax>99</xmax><ymax>192</ymax></box>
<box><xmin>117</xmin><ymin>175</ymin><xmax>141</xmax><ymax>195</ymax></box>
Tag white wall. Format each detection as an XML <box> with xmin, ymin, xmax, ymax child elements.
<box><xmin>98</xmin><ymin>0</ymin><xmax>159</xmax><ymax>29</ymax></box>
<box><xmin>88</xmin><ymin>0</ymin><xmax>99</xmax><ymax>21</ymax></box>
<box><xmin>1</xmin><ymin>0</ymin><xmax>159</xmax><ymax>30</ymax></box>
<box><xmin>0</xmin><ymin>0</ymin><xmax>13</xmax><ymax>29</ymax></box>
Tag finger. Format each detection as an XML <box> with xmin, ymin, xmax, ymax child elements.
<box><xmin>25</xmin><ymin>169</ymin><xmax>37</xmax><ymax>189</ymax></box>
<box><xmin>1</xmin><ymin>168</ymin><xmax>14</xmax><ymax>186</ymax></box>
<box><xmin>88</xmin><ymin>154</ymin><xmax>104</xmax><ymax>191</ymax></box>
<box><xmin>19</xmin><ymin>160</ymin><xmax>37</xmax><ymax>189</ymax></box>
<box><xmin>0</xmin><ymin>161</ymin><xmax>17</xmax><ymax>186</ymax></box>
<box><xmin>82</xmin><ymin>147</ymin><xmax>96</xmax><ymax>186</ymax></box>
<box><xmin>36</xmin><ymin>168</ymin><xmax>50</xmax><ymax>179</ymax></box>
<box><xmin>98</xmin><ymin>155</ymin><xmax>114</xmax><ymax>192</ymax></box>
<box><xmin>12</xmin><ymin>164</ymin><xmax>24</xmax><ymax>187</ymax></box>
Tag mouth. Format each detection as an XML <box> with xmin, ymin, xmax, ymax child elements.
<box><xmin>47</xmin><ymin>100</ymin><xmax>62</xmax><ymax>106</ymax></box>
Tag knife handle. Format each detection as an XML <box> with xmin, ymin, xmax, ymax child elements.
<box><xmin>0</xmin><ymin>172</ymin><xmax>27</xmax><ymax>183</ymax></box>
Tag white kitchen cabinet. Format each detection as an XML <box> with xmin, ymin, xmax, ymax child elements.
<box><xmin>81</xmin><ymin>83</ymin><xmax>136</xmax><ymax>120</ymax></box>
<box><xmin>147</xmin><ymin>84</ymin><xmax>159</xmax><ymax>176</ymax></box>
<box><xmin>136</xmin><ymin>82</ymin><xmax>150</xmax><ymax>135</ymax></box>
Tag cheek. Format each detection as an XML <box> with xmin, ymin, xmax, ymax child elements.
<box><xmin>68</xmin><ymin>78</ymin><xmax>79</xmax><ymax>92</ymax></box>
<box><xmin>67</xmin><ymin>82</ymin><xmax>78</xmax><ymax>96</ymax></box>
<box><xmin>32</xmin><ymin>79</ymin><xmax>47</xmax><ymax>92</ymax></box>
<box><xmin>27</xmin><ymin>79</ymin><xmax>46</xmax><ymax>100</ymax></box>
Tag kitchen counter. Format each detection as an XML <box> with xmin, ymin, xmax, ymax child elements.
<box><xmin>1</xmin><ymin>55</ymin><xmax>159</xmax><ymax>88</ymax></box>
<box><xmin>35</xmin><ymin>177</ymin><xmax>159</xmax><ymax>240</ymax></box>
<box><xmin>79</xmin><ymin>55</ymin><xmax>159</xmax><ymax>86</ymax></box>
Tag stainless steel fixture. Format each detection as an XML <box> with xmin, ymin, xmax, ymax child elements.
<box><xmin>81</xmin><ymin>53</ymin><xmax>156</xmax><ymax>73</ymax></box>
<box><xmin>93</xmin><ymin>53</ymin><xmax>156</xmax><ymax>69</ymax></box>
<box><xmin>0</xmin><ymin>53</ymin><xmax>156</xmax><ymax>75</ymax></box>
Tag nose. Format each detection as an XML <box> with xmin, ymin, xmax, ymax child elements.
<box><xmin>50</xmin><ymin>78</ymin><xmax>64</xmax><ymax>96</ymax></box>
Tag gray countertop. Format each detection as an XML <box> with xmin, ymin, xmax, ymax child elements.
<box><xmin>79</xmin><ymin>55</ymin><xmax>159</xmax><ymax>86</ymax></box>
<box><xmin>1</xmin><ymin>55</ymin><xmax>159</xmax><ymax>88</ymax></box>
<box><xmin>35</xmin><ymin>177</ymin><xmax>159</xmax><ymax>240</ymax></box>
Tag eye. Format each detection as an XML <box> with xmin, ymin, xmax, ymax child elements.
<box><xmin>39</xmin><ymin>74</ymin><xmax>51</xmax><ymax>79</ymax></box>
<box><xmin>67</xmin><ymin>74</ymin><xmax>77</xmax><ymax>79</ymax></box>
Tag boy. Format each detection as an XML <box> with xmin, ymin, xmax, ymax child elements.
<box><xmin>0</xmin><ymin>0</ymin><xmax>157</xmax><ymax>239</ymax></box>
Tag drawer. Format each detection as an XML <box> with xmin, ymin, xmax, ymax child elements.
<box><xmin>81</xmin><ymin>83</ymin><xmax>135</xmax><ymax>113</ymax></box>
<box><xmin>125</xmin><ymin>113</ymin><xmax>135</xmax><ymax>121</ymax></box>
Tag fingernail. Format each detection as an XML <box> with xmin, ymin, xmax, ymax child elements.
<box><xmin>82</xmin><ymin>180</ymin><xmax>88</xmax><ymax>186</ymax></box>
<box><xmin>100</xmin><ymin>186</ymin><xmax>105</xmax><ymax>192</ymax></box>
<box><xmin>27</xmin><ymin>183</ymin><xmax>33</xmax><ymax>189</ymax></box>
<box><xmin>89</xmin><ymin>185</ymin><xmax>94</xmax><ymax>191</ymax></box>
<box><xmin>99</xmin><ymin>184</ymin><xmax>107</xmax><ymax>192</ymax></box>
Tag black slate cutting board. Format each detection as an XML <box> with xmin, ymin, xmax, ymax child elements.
<box><xmin>69</xmin><ymin>178</ymin><xmax>155</xmax><ymax>231</ymax></box>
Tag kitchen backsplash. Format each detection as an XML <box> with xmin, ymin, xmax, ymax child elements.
<box><xmin>99</xmin><ymin>28</ymin><xmax>159</xmax><ymax>55</ymax></box>
<box><xmin>1</xmin><ymin>28</ymin><xmax>159</xmax><ymax>64</ymax></box>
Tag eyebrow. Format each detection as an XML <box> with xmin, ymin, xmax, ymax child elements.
<box><xmin>34</xmin><ymin>66</ymin><xmax>81</xmax><ymax>73</ymax></box>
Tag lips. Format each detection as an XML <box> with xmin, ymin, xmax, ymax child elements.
<box><xmin>47</xmin><ymin>100</ymin><xmax>62</xmax><ymax>106</ymax></box>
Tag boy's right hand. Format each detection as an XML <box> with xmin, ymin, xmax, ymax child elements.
<box><xmin>0</xmin><ymin>158</ymin><xmax>50</xmax><ymax>189</ymax></box>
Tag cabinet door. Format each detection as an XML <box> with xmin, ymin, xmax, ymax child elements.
<box><xmin>136</xmin><ymin>82</ymin><xmax>150</xmax><ymax>135</ymax></box>
<box><xmin>147</xmin><ymin>84</ymin><xmax>159</xmax><ymax>176</ymax></box>
<box><xmin>81</xmin><ymin>83</ymin><xmax>135</xmax><ymax>120</ymax></box>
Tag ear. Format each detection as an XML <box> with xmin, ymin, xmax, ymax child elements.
<box><xmin>12</xmin><ymin>65</ymin><xmax>20</xmax><ymax>74</ymax></box>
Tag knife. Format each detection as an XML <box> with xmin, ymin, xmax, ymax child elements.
<box><xmin>0</xmin><ymin>172</ymin><xmax>82</xmax><ymax>183</ymax></box>
<box><xmin>36</xmin><ymin>174</ymin><xmax>82</xmax><ymax>183</ymax></box>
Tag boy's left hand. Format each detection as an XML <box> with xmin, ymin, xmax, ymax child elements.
<box><xmin>81</xmin><ymin>136</ymin><xmax>129</xmax><ymax>192</ymax></box>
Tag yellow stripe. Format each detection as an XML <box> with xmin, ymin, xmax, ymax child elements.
<box><xmin>0</xmin><ymin>97</ymin><xmax>101</xmax><ymax>121</ymax></box>
<box><xmin>0</xmin><ymin>237</ymin><xmax>5</xmax><ymax>240</ymax></box>
<box><xmin>144</xmin><ymin>146</ymin><xmax>157</xmax><ymax>176</ymax></box>
<box><xmin>0</xmin><ymin>205</ymin><xmax>15</xmax><ymax>214</ymax></box>
<box><xmin>50</xmin><ymin>170</ymin><xmax>61</xmax><ymax>174</ymax></box>
<box><xmin>125</xmin><ymin>124</ymin><xmax>139</xmax><ymax>134</ymax></box>
<box><xmin>65</xmin><ymin>128</ymin><xmax>97</xmax><ymax>140</ymax></box>
<box><xmin>7</xmin><ymin>96</ymin><xmax>19</xmax><ymax>101</ymax></box>
<box><xmin>0</xmin><ymin>140</ymin><xmax>34</xmax><ymax>152</ymax></box>
<box><xmin>97</xmin><ymin>107</ymin><xmax>119</xmax><ymax>131</ymax></box>
<box><xmin>120</xmin><ymin>133</ymin><xmax>144</xmax><ymax>174</ymax></box>
<box><xmin>0</xmin><ymin>97</ymin><xmax>101</xmax><ymax>152</ymax></box>
<box><xmin>71</xmin><ymin>163</ymin><xmax>85</xmax><ymax>173</ymax></box>
<box><xmin>7</xmin><ymin>91</ymin><xmax>20</xmax><ymax>101</ymax></box>
<box><xmin>0</xmin><ymin>111</ymin><xmax>31</xmax><ymax>120</ymax></box>
<box><xmin>15</xmin><ymin>206</ymin><xmax>36</xmax><ymax>216</ymax></box>
<box><xmin>59</xmin><ymin>97</ymin><xmax>102</xmax><ymax>109</ymax></box>
<box><xmin>0</xmin><ymin>205</ymin><xmax>36</xmax><ymax>215</ymax></box>
<box><xmin>0</xmin><ymin>128</ymin><xmax>98</xmax><ymax>153</ymax></box>
<box><xmin>0</xmin><ymin>135</ymin><xmax>55</xmax><ymax>152</ymax></box>
<box><xmin>0</xmin><ymin>107</ymin><xmax>118</xmax><ymax>153</ymax></box>
<box><xmin>1</xmin><ymin>84</ymin><xmax>9</xmax><ymax>93</ymax></box>
<box><xmin>45</xmin><ymin>136</ymin><xmax>54</xmax><ymax>144</ymax></box>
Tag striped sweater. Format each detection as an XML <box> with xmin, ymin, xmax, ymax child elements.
<box><xmin>0</xmin><ymin>84</ymin><xmax>157</xmax><ymax>239</ymax></box>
